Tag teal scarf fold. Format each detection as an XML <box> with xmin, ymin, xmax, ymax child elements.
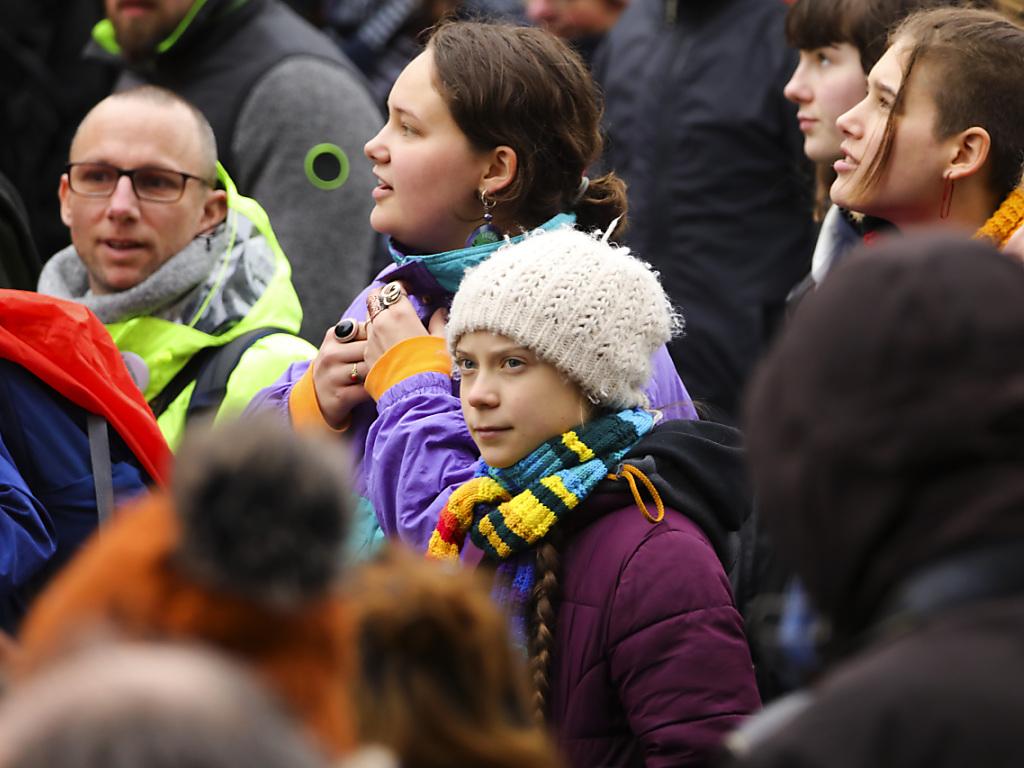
<box><xmin>388</xmin><ymin>213</ymin><xmax>576</xmax><ymax>293</ymax></box>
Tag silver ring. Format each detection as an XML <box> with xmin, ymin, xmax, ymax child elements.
<box><xmin>380</xmin><ymin>281</ymin><xmax>404</xmax><ymax>308</ymax></box>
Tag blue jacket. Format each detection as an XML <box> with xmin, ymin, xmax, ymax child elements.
<box><xmin>0</xmin><ymin>360</ymin><xmax>147</xmax><ymax>632</ymax></box>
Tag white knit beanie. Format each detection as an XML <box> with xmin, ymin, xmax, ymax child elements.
<box><xmin>447</xmin><ymin>227</ymin><xmax>682</xmax><ymax>409</ymax></box>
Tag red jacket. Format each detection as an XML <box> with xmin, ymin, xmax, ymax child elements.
<box><xmin>0</xmin><ymin>290</ymin><xmax>169</xmax><ymax>484</ymax></box>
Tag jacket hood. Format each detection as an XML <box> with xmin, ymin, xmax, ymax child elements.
<box><xmin>745</xmin><ymin>235</ymin><xmax>1024</xmax><ymax>645</ymax></box>
<box><xmin>590</xmin><ymin>418</ymin><xmax>751</xmax><ymax>571</ymax></box>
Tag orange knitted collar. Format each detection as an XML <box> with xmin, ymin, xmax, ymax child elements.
<box><xmin>975</xmin><ymin>187</ymin><xmax>1024</xmax><ymax>247</ymax></box>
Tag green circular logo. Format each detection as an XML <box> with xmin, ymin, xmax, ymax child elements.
<box><xmin>304</xmin><ymin>143</ymin><xmax>350</xmax><ymax>190</ymax></box>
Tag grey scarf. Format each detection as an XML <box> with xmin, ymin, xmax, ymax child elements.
<box><xmin>38</xmin><ymin>215</ymin><xmax>272</xmax><ymax>332</ymax></box>
<box><xmin>39</xmin><ymin>233</ymin><xmax>220</xmax><ymax>325</ymax></box>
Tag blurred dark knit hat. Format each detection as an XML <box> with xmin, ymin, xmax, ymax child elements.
<box><xmin>745</xmin><ymin>234</ymin><xmax>1024</xmax><ymax>642</ymax></box>
<box><xmin>17</xmin><ymin>417</ymin><xmax>357</xmax><ymax>756</ymax></box>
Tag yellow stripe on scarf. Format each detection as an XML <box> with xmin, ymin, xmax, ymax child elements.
<box><xmin>476</xmin><ymin>515</ymin><xmax>513</xmax><ymax>559</ymax></box>
<box><xmin>499</xmin><ymin>489</ymin><xmax>558</xmax><ymax>544</ymax></box>
<box><xmin>447</xmin><ymin>476</ymin><xmax>508</xmax><ymax>527</ymax></box>
<box><xmin>426</xmin><ymin>476</ymin><xmax>510</xmax><ymax>561</ymax></box>
<box><xmin>426</xmin><ymin>531</ymin><xmax>461</xmax><ymax>560</ymax></box>
<box><xmin>540</xmin><ymin>475</ymin><xmax>580</xmax><ymax>509</ymax></box>
<box><xmin>562</xmin><ymin>430</ymin><xmax>595</xmax><ymax>462</ymax></box>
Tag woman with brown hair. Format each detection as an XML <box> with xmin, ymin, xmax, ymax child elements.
<box><xmin>831</xmin><ymin>6</ymin><xmax>1024</xmax><ymax>244</ymax></box>
<box><xmin>249</xmin><ymin>21</ymin><xmax>696</xmax><ymax>553</ymax></box>
<box><xmin>346</xmin><ymin>547</ymin><xmax>562</xmax><ymax>768</ymax></box>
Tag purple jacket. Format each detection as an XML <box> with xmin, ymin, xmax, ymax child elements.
<box><xmin>548</xmin><ymin>497</ymin><xmax>760</xmax><ymax>767</ymax></box>
<box><xmin>249</xmin><ymin>251</ymin><xmax>697</xmax><ymax>550</ymax></box>
<box><xmin>498</xmin><ymin>418</ymin><xmax>762</xmax><ymax>767</ymax></box>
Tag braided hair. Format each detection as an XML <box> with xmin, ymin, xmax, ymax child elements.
<box><xmin>528</xmin><ymin>538</ymin><xmax>562</xmax><ymax>725</ymax></box>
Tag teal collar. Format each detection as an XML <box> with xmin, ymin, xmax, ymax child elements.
<box><xmin>387</xmin><ymin>213</ymin><xmax>576</xmax><ymax>294</ymax></box>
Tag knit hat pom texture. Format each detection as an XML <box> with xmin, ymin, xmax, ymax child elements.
<box><xmin>448</xmin><ymin>227</ymin><xmax>681</xmax><ymax>409</ymax></box>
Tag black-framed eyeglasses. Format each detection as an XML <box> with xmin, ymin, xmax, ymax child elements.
<box><xmin>65</xmin><ymin>162</ymin><xmax>213</xmax><ymax>203</ymax></box>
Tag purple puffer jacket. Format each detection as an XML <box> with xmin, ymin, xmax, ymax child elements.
<box><xmin>549</xmin><ymin>495</ymin><xmax>760</xmax><ymax>767</ymax></box>
<box><xmin>248</xmin><ymin>258</ymin><xmax>697</xmax><ymax>550</ymax></box>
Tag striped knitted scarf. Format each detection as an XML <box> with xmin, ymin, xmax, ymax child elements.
<box><xmin>427</xmin><ymin>408</ymin><xmax>655</xmax><ymax>562</ymax></box>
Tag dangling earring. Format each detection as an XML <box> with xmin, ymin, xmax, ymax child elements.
<box><xmin>940</xmin><ymin>173</ymin><xmax>955</xmax><ymax>220</ymax></box>
<box><xmin>465</xmin><ymin>189</ymin><xmax>501</xmax><ymax>248</ymax></box>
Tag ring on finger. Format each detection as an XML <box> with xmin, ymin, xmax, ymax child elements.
<box><xmin>334</xmin><ymin>317</ymin><xmax>359</xmax><ymax>343</ymax></box>
<box><xmin>366</xmin><ymin>294</ymin><xmax>385</xmax><ymax>320</ymax></box>
<box><xmin>350</xmin><ymin>364</ymin><xmax>362</xmax><ymax>383</ymax></box>
<box><xmin>380</xmin><ymin>281</ymin><xmax>404</xmax><ymax>308</ymax></box>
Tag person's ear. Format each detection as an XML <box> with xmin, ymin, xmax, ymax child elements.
<box><xmin>58</xmin><ymin>174</ymin><xmax>73</xmax><ymax>227</ymax></box>
<box><xmin>946</xmin><ymin>126</ymin><xmax>991</xmax><ymax>182</ymax></box>
<box><xmin>197</xmin><ymin>189</ymin><xmax>228</xmax><ymax>234</ymax></box>
<box><xmin>480</xmin><ymin>145</ymin><xmax>518</xmax><ymax>196</ymax></box>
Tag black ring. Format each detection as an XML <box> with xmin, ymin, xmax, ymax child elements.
<box><xmin>334</xmin><ymin>318</ymin><xmax>358</xmax><ymax>342</ymax></box>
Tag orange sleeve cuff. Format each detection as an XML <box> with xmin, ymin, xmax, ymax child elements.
<box><xmin>288</xmin><ymin>364</ymin><xmax>350</xmax><ymax>433</ymax></box>
<box><xmin>365</xmin><ymin>336</ymin><xmax>452</xmax><ymax>402</ymax></box>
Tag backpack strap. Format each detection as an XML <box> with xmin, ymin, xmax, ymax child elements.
<box><xmin>86</xmin><ymin>413</ymin><xmax>114</xmax><ymax>526</ymax></box>
<box><xmin>148</xmin><ymin>327</ymin><xmax>289</xmax><ymax>422</ymax></box>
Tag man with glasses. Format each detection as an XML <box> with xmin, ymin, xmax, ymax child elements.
<box><xmin>87</xmin><ymin>0</ymin><xmax>380</xmax><ymax>344</ymax></box>
<box><xmin>39</xmin><ymin>86</ymin><xmax>316</xmax><ymax>449</ymax></box>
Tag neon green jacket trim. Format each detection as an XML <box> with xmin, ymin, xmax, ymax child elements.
<box><xmin>106</xmin><ymin>167</ymin><xmax>316</xmax><ymax>449</ymax></box>
<box><xmin>92</xmin><ymin>0</ymin><xmax>213</xmax><ymax>56</ymax></box>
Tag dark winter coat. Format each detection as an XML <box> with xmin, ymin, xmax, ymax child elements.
<box><xmin>0</xmin><ymin>291</ymin><xmax>170</xmax><ymax>633</ymax></box>
<box><xmin>728</xmin><ymin>236</ymin><xmax>1024</xmax><ymax>768</ymax></box>
<box><xmin>548</xmin><ymin>420</ymin><xmax>761</xmax><ymax>766</ymax></box>
<box><xmin>593</xmin><ymin>0</ymin><xmax>816</xmax><ymax>416</ymax></box>
<box><xmin>0</xmin><ymin>171</ymin><xmax>40</xmax><ymax>290</ymax></box>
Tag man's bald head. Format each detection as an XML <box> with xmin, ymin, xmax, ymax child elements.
<box><xmin>59</xmin><ymin>85</ymin><xmax>227</xmax><ymax>294</ymax></box>
<box><xmin>72</xmin><ymin>86</ymin><xmax>218</xmax><ymax>183</ymax></box>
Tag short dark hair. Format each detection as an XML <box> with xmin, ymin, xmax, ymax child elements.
<box><xmin>785</xmin><ymin>0</ymin><xmax>995</xmax><ymax>72</ymax></box>
<box><xmin>859</xmin><ymin>6</ymin><xmax>1024</xmax><ymax>205</ymax></box>
<box><xmin>173</xmin><ymin>415</ymin><xmax>352</xmax><ymax>608</ymax></box>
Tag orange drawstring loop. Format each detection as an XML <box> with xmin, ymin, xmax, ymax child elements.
<box><xmin>607</xmin><ymin>464</ymin><xmax>665</xmax><ymax>523</ymax></box>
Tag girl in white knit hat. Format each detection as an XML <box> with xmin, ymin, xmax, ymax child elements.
<box><xmin>426</xmin><ymin>227</ymin><xmax>760</xmax><ymax>768</ymax></box>
<box><xmin>257</xmin><ymin>21</ymin><xmax>697</xmax><ymax>555</ymax></box>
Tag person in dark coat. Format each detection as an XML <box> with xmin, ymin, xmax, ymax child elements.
<box><xmin>0</xmin><ymin>172</ymin><xmax>42</xmax><ymax>290</ymax></box>
<box><xmin>0</xmin><ymin>0</ymin><xmax>116</xmax><ymax>262</ymax></box>
<box><xmin>722</xmin><ymin>234</ymin><xmax>1024</xmax><ymax>768</ymax></box>
<box><xmin>426</xmin><ymin>228</ymin><xmax>761</xmax><ymax>767</ymax></box>
<box><xmin>593</xmin><ymin>0</ymin><xmax>816</xmax><ymax>418</ymax></box>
